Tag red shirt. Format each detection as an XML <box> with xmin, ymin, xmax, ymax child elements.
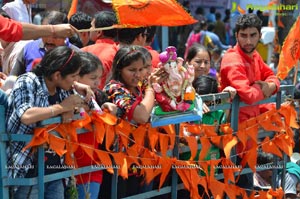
<box><xmin>0</xmin><ymin>15</ymin><xmax>23</xmax><ymax>42</ymax></box>
<box><xmin>145</xmin><ymin>45</ymin><xmax>160</xmax><ymax>69</ymax></box>
<box><xmin>82</xmin><ymin>38</ymin><xmax>118</xmax><ymax>89</ymax></box>
<box><xmin>75</xmin><ymin>132</ymin><xmax>103</xmax><ymax>184</ymax></box>
<box><xmin>220</xmin><ymin>45</ymin><xmax>280</xmax><ymax>123</ymax></box>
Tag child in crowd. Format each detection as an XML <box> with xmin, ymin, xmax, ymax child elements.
<box><xmin>103</xmin><ymin>45</ymin><xmax>167</xmax><ymax>198</ymax></box>
<box><xmin>74</xmin><ymin>51</ymin><xmax>117</xmax><ymax>199</ymax></box>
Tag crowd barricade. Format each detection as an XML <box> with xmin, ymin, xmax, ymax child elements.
<box><xmin>0</xmin><ymin>84</ymin><xmax>296</xmax><ymax>199</ymax></box>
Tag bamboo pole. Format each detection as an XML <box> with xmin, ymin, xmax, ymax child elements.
<box><xmin>77</xmin><ymin>24</ymin><xmax>141</xmax><ymax>33</ymax></box>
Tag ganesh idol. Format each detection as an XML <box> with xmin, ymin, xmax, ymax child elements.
<box><xmin>152</xmin><ymin>46</ymin><xmax>195</xmax><ymax>112</ymax></box>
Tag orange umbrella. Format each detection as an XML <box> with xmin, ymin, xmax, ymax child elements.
<box><xmin>111</xmin><ymin>0</ymin><xmax>197</xmax><ymax>27</ymax></box>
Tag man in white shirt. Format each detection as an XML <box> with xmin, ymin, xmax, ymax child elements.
<box><xmin>2</xmin><ymin>0</ymin><xmax>37</xmax><ymax>23</ymax></box>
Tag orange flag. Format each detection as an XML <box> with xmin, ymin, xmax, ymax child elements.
<box><xmin>224</xmin><ymin>183</ymin><xmax>240</xmax><ymax>199</ymax></box>
<box><xmin>157</xmin><ymin>157</ymin><xmax>172</xmax><ymax>189</ymax></box>
<box><xmin>268</xmin><ymin>187</ymin><xmax>284</xmax><ymax>199</ymax></box>
<box><xmin>94</xmin><ymin>150</ymin><xmax>113</xmax><ymax>173</ymax></box>
<box><xmin>48</xmin><ymin>134</ymin><xmax>66</xmax><ymax>157</ymax></box>
<box><xmin>112</xmin><ymin>0</ymin><xmax>197</xmax><ymax>27</ymax></box>
<box><xmin>198</xmin><ymin>137</ymin><xmax>211</xmax><ymax>161</ymax></box>
<box><xmin>277</xmin><ymin>16</ymin><xmax>300</xmax><ymax>80</ymax></box>
<box><xmin>132</xmin><ymin>125</ymin><xmax>146</xmax><ymax>147</ymax></box>
<box><xmin>23</xmin><ymin>127</ymin><xmax>50</xmax><ymax>151</ymax></box>
<box><xmin>261</xmin><ymin>137</ymin><xmax>283</xmax><ymax>158</ymax></box>
<box><xmin>161</xmin><ymin>125</ymin><xmax>175</xmax><ymax>150</ymax></box>
<box><xmin>67</xmin><ymin>0</ymin><xmax>78</xmax><ymax>19</ymax></box>
<box><xmin>273</xmin><ymin>134</ymin><xmax>294</xmax><ymax>156</ymax></box>
<box><xmin>221</xmin><ymin>158</ymin><xmax>241</xmax><ymax>184</ymax></box>
<box><xmin>209</xmin><ymin>178</ymin><xmax>225</xmax><ymax>199</ymax></box>
<box><xmin>158</xmin><ymin>133</ymin><xmax>169</xmax><ymax>157</ymax></box>
<box><xmin>223</xmin><ymin>135</ymin><xmax>238</xmax><ymax>159</ymax></box>
<box><xmin>148</xmin><ymin>127</ymin><xmax>159</xmax><ymax>151</ymax></box>
<box><xmin>139</xmin><ymin>150</ymin><xmax>158</xmax><ymax>184</ymax></box>
<box><xmin>111</xmin><ymin>152</ymin><xmax>128</xmax><ymax>179</ymax></box>
<box><xmin>185</xmin><ymin>136</ymin><xmax>198</xmax><ymax>160</ymax></box>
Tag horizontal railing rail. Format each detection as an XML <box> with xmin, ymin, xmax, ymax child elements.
<box><xmin>0</xmin><ymin>84</ymin><xmax>295</xmax><ymax>199</ymax></box>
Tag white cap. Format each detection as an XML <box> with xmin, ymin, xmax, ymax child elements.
<box><xmin>291</xmin><ymin>152</ymin><xmax>300</xmax><ymax>165</ymax></box>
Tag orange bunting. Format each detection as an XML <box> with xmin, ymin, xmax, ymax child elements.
<box><xmin>72</xmin><ymin>113</ymin><xmax>92</xmax><ymax>128</ymax></box>
<box><xmin>126</xmin><ymin>144</ymin><xmax>141</xmax><ymax>166</ymax></box>
<box><xmin>91</xmin><ymin>113</ymin><xmax>105</xmax><ymax>144</ymax></box>
<box><xmin>148</xmin><ymin>127</ymin><xmax>159</xmax><ymax>151</ymax></box>
<box><xmin>184</xmin><ymin>136</ymin><xmax>198</xmax><ymax>160</ymax></box>
<box><xmin>112</xmin><ymin>0</ymin><xmax>197</xmax><ymax>27</ymax></box>
<box><xmin>268</xmin><ymin>187</ymin><xmax>284</xmax><ymax>199</ymax></box>
<box><xmin>246</xmin><ymin>125</ymin><xmax>259</xmax><ymax>143</ymax></box>
<box><xmin>19</xmin><ymin>102</ymin><xmax>297</xmax><ymax>198</ymax></box>
<box><xmin>156</xmin><ymin>157</ymin><xmax>172</xmax><ymax>190</ymax></box>
<box><xmin>184</xmin><ymin>123</ymin><xmax>202</xmax><ymax>135</ymax></box>
<box><xmin>279</xmin><ymin>103</ymin><xmax>299</xmax><ymax>129</ymax></box>
<box><xmin>236</xmin><ymin>129</ymin><xmax>248</xmax><ymax>152</ymax></box>
<box><xmin>258</xmin><ymin>116</ymin><xmax>281</xmax><ymax>132</ymax></box>
<box><xmin>115</xmin><ymin>119</ymin><xmax>133</xmax><ymax>149</ymax></box>
<box><xmin>132</xmin><ymin>125</ymin><xmax>146</xmax><ymax>147</ymax></box>
<box><xmin>199</xmin><ymin>137</ymin><xmax>211</xmax><ymax>161</ymax></box>
<box><xmin>202</xmin><ymin>125</ymin><xmax>218</xmax><ymax>137</ymax></box>
<box><xmin>223</xmin><ymin>135</ymin><xmax>238</xmax><ymax>159</ymax></box>
<box><xmin>175</xmin><ymin>161</ymin><xmax>202</xmax><ymax>199</ymax></box>
<box><xmin>161</xmin><ymin>125</ymin><xmax>175</xmax><ymax>150</ymax></box>
<box><xmin>209</xmin><ymin>178</ymin><xmax>225</xmax><ymax>199</ymax></box>
<box><xmin>111</xmin><ymin>152</ymin><xmax>128</xmax><ymax>179</ymax></box>
<box><xmin>158</xmin><ymin>133</ymin><xmax>169</xmax><ymax>157</ymax></box>
<box><xmin>48</xmin><ymin>134</ymin><xmax>66</xmax><ymax>157</ymax></box>
<box><xmin>221</xmin><ymin>158</ymin><xmax>241</xmax><ymax>184</ymax></box>
<box><xmin>261</xmin><ymin>137</ymin><xmax>283</xmax><ymax>158</ymax></box>
<box><xmin>273</xmin><ymin>134</ymin><xmax>294</xmax><ymax>156</ymax></box>
<box><xmin>22</xmin><ymin>127</ymin><xmax>50</xmax><ymax>151</ymax></box>
<box><xmin>210</xmin><ymin>135</ymin><xmax>222</xmax><ymax>149</ymax></box>
<box><xmin>139</xmin><ymin>150</ymin><xmax>159</xmax><ymax>184</ymax></box>
<box><xmin>208</xmin><ymin>159</ymin><xmax>221</xmax><ymax>176</ymax></box>
<box><xmin>198</xmin><ymin>161</ymin><xmax>209</xmax><ymax>178</ymax></box>
<box><xmin>220</xmin><ymin>123</ymin><xmax>233</xmax><ymax>135</ymax></box>
<box><xmin>224</xmin><ymin>183</ymin><xmax>240</xmax><ymax>199</ymax></box>
<box><xmin>198</xmin><ymin>177</ymin><xmax>209</xmax><ymax>197</ymax></box>
<box><xmin>105</xmin><ymin>125</ymin><xmax>116</xmax><ymax>151</ymax></box>
<box><xmin>277</xmin><ymin>16</ymin><xmax>300</xmax><ymax>80</ymax></box>
<box><xmin>94</xmin><ymin>150</ymin><xmax>113</xmax><ymax>173</ymax></box>
<box><xmin>239</xmin><ymin>144</ymin><xmax>258</xmax><ymax>171</ymax></box>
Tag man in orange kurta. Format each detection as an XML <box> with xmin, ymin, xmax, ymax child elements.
<box><xmin>220</xmin><ymin>13</ymin><xmax>280</xmax><ymax>193</ymax></box>
<box><xmin>81</xmin><ymin>11</ymin><xmax>118</xmax><ymax>89</ymax></box>
<box><xmin>220</xmin><ymin>14</ymin><xmax>280</xmax><ymax>123</ymax></box>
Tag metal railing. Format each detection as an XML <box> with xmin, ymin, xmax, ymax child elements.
<box><xmin>0</xmin><ymin>85</ymin><xmax>295</xmax><ymax>199</ymax></box>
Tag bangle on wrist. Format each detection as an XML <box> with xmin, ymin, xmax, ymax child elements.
<box><xmin>49</xmin><ymin>106</ymin><xmax>55</xmax><ymax>117</ymax></box>
<box><xmin>145</xmin><ymin>87</ymin><xmax>155</xmax><ymax>95</ymax></box>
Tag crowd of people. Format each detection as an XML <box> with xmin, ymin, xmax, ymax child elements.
<box><xmin>0</xmin><ymin>0</ymin><xmax>299</xmax><ymax>199</ymax></box>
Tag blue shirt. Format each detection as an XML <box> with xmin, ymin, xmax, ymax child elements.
<box><xmin>11</xmin><ymin>38</ymin><xmax>78</xmax><ymax>76</ymax></box>
<box><xmin>5</xmin><ymin>72</ymin><xmax>71</xmax><ymax>178</ymax></box>
<box><xmin>205</xmin><ymin>31</ymin><xmax>230</xmax><ymax>50</ymax></box>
